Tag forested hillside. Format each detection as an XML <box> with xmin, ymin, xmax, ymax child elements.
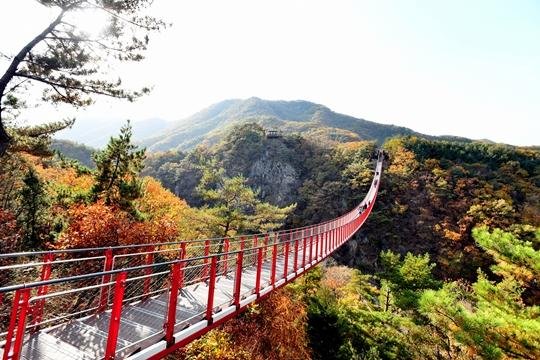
<box><xmin>144</xmin><ymin>123</ymin><xmax>539</xmax><ymax>359</ymax></box>
<box><xmin>1</xmin><ymin>122</ymin><xmax>538</xmax><ymax>359</ymax></box>
<box><xmin>51</xmin><ymin>139</ymin><xmax>96</xmax><ymax>168</ymax></box>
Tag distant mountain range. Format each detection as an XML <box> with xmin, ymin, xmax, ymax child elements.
<box><xmin>54</xmin><ymin>117</ymin><xmax>169</xmax><ymax>148</ymax></box>
<box><xmin>139</xmin><ymin>97</ymin><xmax>470</xmax><ymax>152</ymax></box>
<box><xmin>54</xmin><ymin>97</ymin><xmax>473</xmax><ymax>151</ymax></box>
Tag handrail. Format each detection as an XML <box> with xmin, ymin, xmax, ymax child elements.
<box><xmin>0</xmin><ymin>151</ymin><xmax>383</xmax><ymax>284</ymax></box>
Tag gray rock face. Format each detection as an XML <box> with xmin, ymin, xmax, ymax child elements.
<box><xmin>248</xmin><ymin>151</ymin><xmax>301</xmax><ymax>207</ymax></box>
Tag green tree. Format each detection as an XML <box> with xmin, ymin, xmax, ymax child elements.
<box><xmin>19</xmin><ymin>168</ymin><xmax>50</xmax><ymax>249</ymax></box>
<box><xmin>91</xmin><ymin>121</ymin><xmax>145</xmax><ymax>210</ymax></box>
<box><xmin>303</xmin><ymin>266</ymin><xmax>445</xmax><ymax>360</ymax></box>
<box><xmin>420</xmin><ymin>227</ymin><xmax>540</xmax><ymax>359</ymax></box>
<box><xmin>197</xmin><ymin>167</ymin><xmax>295</xmax><ymax>252</ymax></box>
<box><xmin>379</xmin><ymin>250</ymin><xmax>441</xmax><ymax>310</ymax></box>
<box><xmin>473</xmin><ymin>226</ymin><xmax>540</xmax><ymax>289</ymax></box>
<box><xmin>0</xmin><ymin>0</ymin><xmax>165</xmax><ymax>155</ymax></box>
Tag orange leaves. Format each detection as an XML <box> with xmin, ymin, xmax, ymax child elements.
<box><xmin>321</xmin><ymin>266</ymin><xmax>353</xmax><ymax>294</ymax></box>
<box><xmin>181</xmin><ymin>288</ymin><xmax>310</xmax><ymax>360</ymax></box>
<box><xmin>222</xmin><ymin>289</ymin><xmax>310</xmax><ymax>360</ymax></box>
<box><xmin>29</xmin><ymin>155</ymin><xmax>93</xmax><ymax>193</ymax></box>
<box><xmin>136</xmin><ymin>177</ymin><xmax>205</xmax><ymax>240</ymax></box>
<box><xmin>57</xmin><ymin>201</ymin><xmax>126</xmax><ymax>249</ymax></box>
<box><xmin>57</xmin><ymin>200</ymin><xmax>184</xmax><ymax>249</ymax></box>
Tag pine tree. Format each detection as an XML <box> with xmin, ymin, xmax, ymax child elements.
<box><xmin>19</xmin><ymin>168</ymin><xmax>49</xmax><ymax>249</ymax></box>
<box><xmin>91</xmin><ymin>121</ymin><xmax>145</xmax><ymax>210</ymax></box>
<box><xmin>0</xmin><ymin>0</ymin><xmax>165</xmax><ymax>155</ymax></box>
<box><xmin>197</xmin><ymin>168</ymin><xmax>296</xmax><ymax>238</ymax></box>
<box><xmin>419</xmin><ymin>227</ymin><xmax>540</xmax><ymax>359</ymax></box>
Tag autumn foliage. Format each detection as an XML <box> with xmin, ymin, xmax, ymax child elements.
<box><xmin>178</xmin><ymin>288</ymin><xmax>311</xmax><ymax>360</ymax></box>
<box><xmin>57</xmin><ymin>179</ymin><xmax>203</xmax><ymax>250</ymax></box>
<box><xmin>0</xmin><ymin>208</ymin><xmax>22</xmax><ymax>252</ymax></box>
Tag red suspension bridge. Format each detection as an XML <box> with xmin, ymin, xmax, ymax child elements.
<box><xmin>0</xmin><ymin>152</ymin><xmax>384</xmax><ymax>360</ymax></box>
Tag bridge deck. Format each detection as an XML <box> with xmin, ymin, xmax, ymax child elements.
<box><xmin>5</xmin><ymin>249</ymin><xmax>305</xmax><ymax>360</ymax></box>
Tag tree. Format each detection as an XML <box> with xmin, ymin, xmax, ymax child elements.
<box><xmin>0</xmin><ymin>208</ymin><xmax>23</xmax><ymax>253</ymax></box>
<box><xmin>91</xmin><ymin>121</ymin><xmax>145</xmax><ymax>210</ymax></box>
<box><xmin>183</xmin><ymin>288</ymin><xmax>310</xmax><ymax>360</ymax></box>
<box><xmin>379</xmin><ymin>250</ymin><xmax>441</xmax><ymax>310</ymax></box>
<box><xmin>420</xmin><ymin>227</ymin><xmax>540</xmax><ymax>359</ymax></box>
<box><xmin>0</xmin><ymin>0</ymin><xmax>165</xmax><ymax>155</ymax></box>
<box><xmin>303</xmin><ymin>265</ymin><xmax>445</xmax><ymax>360</ymax></box>
<box><xmin>197</xmin><ymin>168</ymin><xmax>295</xmax><ymax>238</ymax></box>
<box><xmin>19</xmin><ymin>168</ymin><xmax>50</xmax><ymax>249</ymax></box>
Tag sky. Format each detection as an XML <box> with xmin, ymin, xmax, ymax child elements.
<box><xmin>1</xmin><ymin>0</ymin><xmax>539</xmax><ymax>146</ymax></box>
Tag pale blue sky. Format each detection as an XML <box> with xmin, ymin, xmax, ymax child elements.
<box><xmin>2</xmin><ymin>0</ymin><xmax>539</xmax><ymax>145</ymax></box>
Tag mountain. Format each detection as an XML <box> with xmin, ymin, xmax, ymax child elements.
<box><xmin>55</xmin><ymin>117</ymin><xmax>169</xmax><ymax>148</ymax></box>
<box><xmin>140</xmin><ymin>97</ymin><xmax>471</xmax><ymax>152</ymax></box>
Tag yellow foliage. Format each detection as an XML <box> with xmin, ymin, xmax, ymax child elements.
<box><xmin>136</xmin><ymin>177</ymin><xmax>206</xmax><ymax>241</ymax></box>
<box><xmin>385</xmin><ymin>139</ymin><xmax>419</xmax><ymax>175</ymax></box>
<box><xmin>443</xmin><ymin>228</ymin><xmax>462</xmax><ymax>242</ymax></box>
<box><xmin>338</xmin><ymin>140</ymin><xmax>371</xmax><ymax>152</ymax></box>
<box><xmin>24</xmin><ymin>154</ymin><xmax>93</xmax><ymax>193</ymax></box>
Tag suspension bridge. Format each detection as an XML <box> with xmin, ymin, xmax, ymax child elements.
<box><xmin>0</xmin><ymin>152</ymin><xmax>384</xmax><ymax>360</ymax></box>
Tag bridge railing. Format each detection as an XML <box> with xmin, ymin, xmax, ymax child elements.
<box><xmin>0</xmin><ymin>153</ymin><xmax>383</xmax><ymax>359</ymax></box>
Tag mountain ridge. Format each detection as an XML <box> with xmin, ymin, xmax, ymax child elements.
<box><xmin>140</xmin><ymin>97</ymin><xmax>471</xmax><ymax>152</ymax></box>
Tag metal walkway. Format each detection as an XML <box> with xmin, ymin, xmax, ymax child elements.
<box><xmin>0</xmin><ymin>153</ymin><xmax>384</xmax><ymax>360</ymax></box>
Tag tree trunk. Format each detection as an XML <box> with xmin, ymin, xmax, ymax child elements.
<box><xmin>0</xmin><ymin>117</ymin><xmax>9</xmax><ymax>156</ymax></box>
<box><xmin>0</xmin><ymin>10</ymin><xmax>65</xmax><ymax>157</ymax></box>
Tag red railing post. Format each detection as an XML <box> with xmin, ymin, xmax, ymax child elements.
<box><xmin>319</xmin><ymin>231</ymin><xmax>324</xmax><ymax>259</ymax></box>
<box><xmin>11</xmin><ymin>289</ymin><xmax>30</xmax><ymax>360</ymax></box>
<box><xmin>143</xmin><ymin>245</ymin><xmax>155</xmax><ymax>299</ymax></box>
<box><xmin>309</xmin><ymin>234</ymin><xmax>313</xmax><ymax>264</ymax></box>
<box><xmin>223</xmin><ymin>238</ymin><xmax>230</xmax><ymax>275</ymax></box>
<box><xmin>165</xmin><ymin>263</ymin><xmax>181</xmax><ymax>346</ymax></box>
<box><xmin>321</xmin><ymin>228</ymin><xmax>325</xmax><ymax>257</ymax></box>
<box><xmin>302</xmin><ymin>232</ymin><xmax>307</xmax><ymax>268</ymax></box>
<box><xmin>32</xmin><ymin>252</ymin><xmax>54</xmax><ymax>329</ymax></box>
<box><xmin>3</xmin><ymin>288</ymin><xmax>30</xmax><ymax>360</ymax></box>
<box><xmin>263</xmin><ymin>234</ymin><xmax>269</xmax><ymax>260</ymax></box>
<box><xmin>206</xmin><ymin>256</ymin><xmax>218</xmax><ymax>324</ymax></box>
<box><xmin>99</xmin><ymin>248</ymin><xmax>114</xmax><ymax>311</ymax></box>
<box><xmin>314</xmin><ymin>234</ymin><xmax>319</xmax><ymax>262</ymax></box>
<box><xmin>283</xmin><ymin>241</ymin><xmax>290</xmax><ymax>279</ymax></box>
<box><xmin>294</xmin><ymin>237</ymin><xmax>299</xmax><ymax>273</ymax></box>
<box><xmin>271</xmin><ymin>242</ymin><xmax>278</xmax><ymax>286</ymax></box>
<box><xmin>321</xmin><ymin>229</ymin><xmax>325</xmax><ymax>257</ymax></box>
<box><xmin>178</xmin><ymin>243</ymin><xmax>186</xmax><ymax>289</ymax></box>
<box><xmin>104</xmin><ymin>272</ymin><xmax>127</xmax><ymax>360</ymax></box>
<box><xmin>241</xmin><ymin>237</ymin><xmax>249</xmax><ymax>270</ymax></box>
<box><xmin>255</xmin><ymin>247</ymin><xmax>263</xmax><ymax>296</ymax></box>
<box><xmin>3</xmin><ymin>290</ymin><xmax>20</xmax><ymax>360</ymax></box>
<box><xmin>233</xmin><ymin>250</ymin><xmax>244</xmax><ymax>308</ymax></box>
<box><xmin>202</xmin><ymin>240</ymin><xmax>210</xmax><ymax>280</ymax></box>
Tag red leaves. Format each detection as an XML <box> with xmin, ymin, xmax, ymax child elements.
<box><xmin>0</xmin><ymin>208</ymin><xmax>23</xmax><ymax>253</ymax></box>
<box><xmin>57</xmin><ymin>199</ymin><xmax>181</xmax><ymax>249</ymax></box>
